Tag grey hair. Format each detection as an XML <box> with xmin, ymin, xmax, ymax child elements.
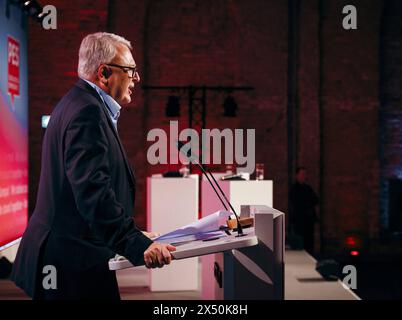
<box><xmin>77</xmin><ymin>32</ymin><xmax>132</xmax><ymax>79</ymax></box>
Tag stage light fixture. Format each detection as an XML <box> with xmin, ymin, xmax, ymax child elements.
<box><xmin>165</xmin><ymin>95</ymin><xmax>180</xmax><ymax>117</ymax></box>
<box><xmin>22</xmin><ymin>0</ymin><xmax>41</xmax><ymax>17</ymax></box>
<box><xmin>315</xmin><ymin>259</ymin><xmax>340</xmax><ymax>281</ymax></box>
<box><xmin>223</xmin><ymin>95</ymin><xmax>238</xmax><ymax>117</ymax></box>
<box><xmin>8</xmin><ymin>0</ymin><xmax>46</xmax><ymax>24</ymax></box>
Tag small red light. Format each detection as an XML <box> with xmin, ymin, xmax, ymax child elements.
<box><xmin>350</xmin><ymin>250</ymin><xmax>359</xmax><ymax>256</ymax></box>
<box><xmin>345</xmin><ymin>236</ymin><xmax>356</xmax><ymax>246</ymax></box>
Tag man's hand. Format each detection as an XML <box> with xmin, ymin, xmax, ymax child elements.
<box><xmin>144</xmin><ymin>242</ymin><xmax>176</xmax><ymax>269</ymax></box>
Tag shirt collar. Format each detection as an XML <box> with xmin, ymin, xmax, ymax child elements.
<box><xmin>82</xmin><ymin>78</ymin><xmax>121</xmax><ymax>121</ymax></box>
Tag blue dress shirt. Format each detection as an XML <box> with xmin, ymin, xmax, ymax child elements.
<box><xmin>82</xmin><ymin>78</ymin><xmax>121</xmax><ymax>130</ymax></box>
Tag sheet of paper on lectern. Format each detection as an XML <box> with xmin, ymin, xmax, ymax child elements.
<box><xmin>153</xmin><ymin>210</ymin><xmax>232</xmax><ymax>244</ymax></box>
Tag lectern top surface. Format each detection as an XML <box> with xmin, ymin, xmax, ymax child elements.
<box><xmin>109</xmin><ymin>228</ymin><xmax>258</xmax><ymax>271</ymax></box>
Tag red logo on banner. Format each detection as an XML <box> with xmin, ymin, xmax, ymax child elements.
<box><xmin>8</xmin><ymin>36</ymin><xmax>20</xmax><ymax>106</ymax></box>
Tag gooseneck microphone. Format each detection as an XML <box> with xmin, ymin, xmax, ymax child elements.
<box><xmin>177</xmin><ymin>141</ymin><xmax>245</xmax><ymax>237</ymax></box>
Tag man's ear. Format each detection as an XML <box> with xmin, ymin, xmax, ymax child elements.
<box><xmin>99</xmin><ymin>65</ymin><xmax>111</xmax><ymax>82</ymax></box>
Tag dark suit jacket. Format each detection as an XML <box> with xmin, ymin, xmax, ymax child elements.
<box><xmin>289</xmin><ymin>182</ymin><xmax>319</xmax><ymax>232</ymax></box>
<box><xmin>11</xmin><ymin>79</ymin><xmax>153</xmax><ymax>298</ymax></box>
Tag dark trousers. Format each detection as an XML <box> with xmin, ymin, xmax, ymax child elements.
<box><xmin>33</xmin><ymin>240</ymin><xmax>120</xmax><ymax>300</ymax></box>
<box><xmin>294</xmin><ymin>222</ymin><xmax>315</xmax><ymax>257</ymax></box>
<box><xmin>302</xmin><ymin>223</ymin><xmax>315</xmax><ymax>256</ymax></box>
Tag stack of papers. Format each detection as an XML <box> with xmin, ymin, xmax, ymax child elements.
<box><xmin>154</xmin><ymin>210</ymin><xmax>232</xmax><ymax>245</ymax></box>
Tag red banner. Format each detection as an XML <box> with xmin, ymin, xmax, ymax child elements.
<box><xmin>0</xmin><ymin>93</ymin><xmax>28</xmax><ymax>249</ymax></box>
<box><xmin>7</xmin><ymin>36</ymin><xmax>20</xmax><ymax>106</ymax></box>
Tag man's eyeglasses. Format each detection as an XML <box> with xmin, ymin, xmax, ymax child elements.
<box><xmin>105</xmin><ymin>63</ymin><xmax>137</xmax><ymax>78</ymax></box>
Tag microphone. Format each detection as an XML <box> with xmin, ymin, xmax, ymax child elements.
<box><xmin>177</xmin><ymin>141</ymin><xmax>245</xmax><ymax>237</ymax></box>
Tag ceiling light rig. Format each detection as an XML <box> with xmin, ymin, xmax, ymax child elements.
<box><xmin>165</xmin><ymin>95</ymin><xmax>181</xmax><ymax>117</ymax></box>
<box><xmin>222</xmin><ymin>94</ymin><xmax>238</xmax><ymax>117</ymax></box>
<box><xmin>143</xmin><ymin>85</ymin><xmax>254</xmax><ymax>173</ymax></box>
<box><xmin>6</xmin><ymin>0</ymin><xmax>50</xmax><ymax>24</ymax></box>
<box><xmin>144</xmin><ymin>85</ymin><xmax>253</xmax><ymax>128</ymax></box>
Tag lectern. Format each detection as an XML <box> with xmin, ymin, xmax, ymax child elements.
<box><xmin>109</xmin><ymin>205</ymin><xmax>285</xmax><ymax>300</ymax></box>
<box><xmin>201</xmin><ymin>179</ymin><xmax>273</xmax><ymax>299</ymax></box>
<box><xmin>213</xmin><ymin>205</ymin><xmax>284</xmax><ymax>299</ymax></box>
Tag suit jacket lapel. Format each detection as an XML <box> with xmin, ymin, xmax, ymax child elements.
<box><xmin>75</xmin><ymin>79</ymin><xmax>136</xmax><ymax>187</ymax></box>
<box><xmin>101</xmin><ymin>104</ymin><xmax>136</xmax><ymax>187</ymax></box>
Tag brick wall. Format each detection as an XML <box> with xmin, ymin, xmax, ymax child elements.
<box><xmin>319</xmin><ymin>0</ymin><xmax>381</xmax><ymax>251</ymax></box>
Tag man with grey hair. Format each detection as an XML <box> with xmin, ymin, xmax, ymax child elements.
<box><xmin>11</xmin><ymin>32</ymin><xmax>175</xmax><ymax>300</ymax></box>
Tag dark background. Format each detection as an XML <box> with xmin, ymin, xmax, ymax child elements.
<box><xmin>25</xmin><ymin>0</ymin><xmax>402</xmax><ymax>298</ymax></box>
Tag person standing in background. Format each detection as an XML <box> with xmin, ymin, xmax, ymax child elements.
<box><xmin>289</xmin><ymin>167</ymin><xmax>319</xmax><ymax>256</ymax></box>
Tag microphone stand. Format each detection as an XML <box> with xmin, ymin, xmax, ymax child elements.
<box><xmin>177</xmin><ymin>142</ymin><xmax>245</xmax><ymax>237</ymax></box>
